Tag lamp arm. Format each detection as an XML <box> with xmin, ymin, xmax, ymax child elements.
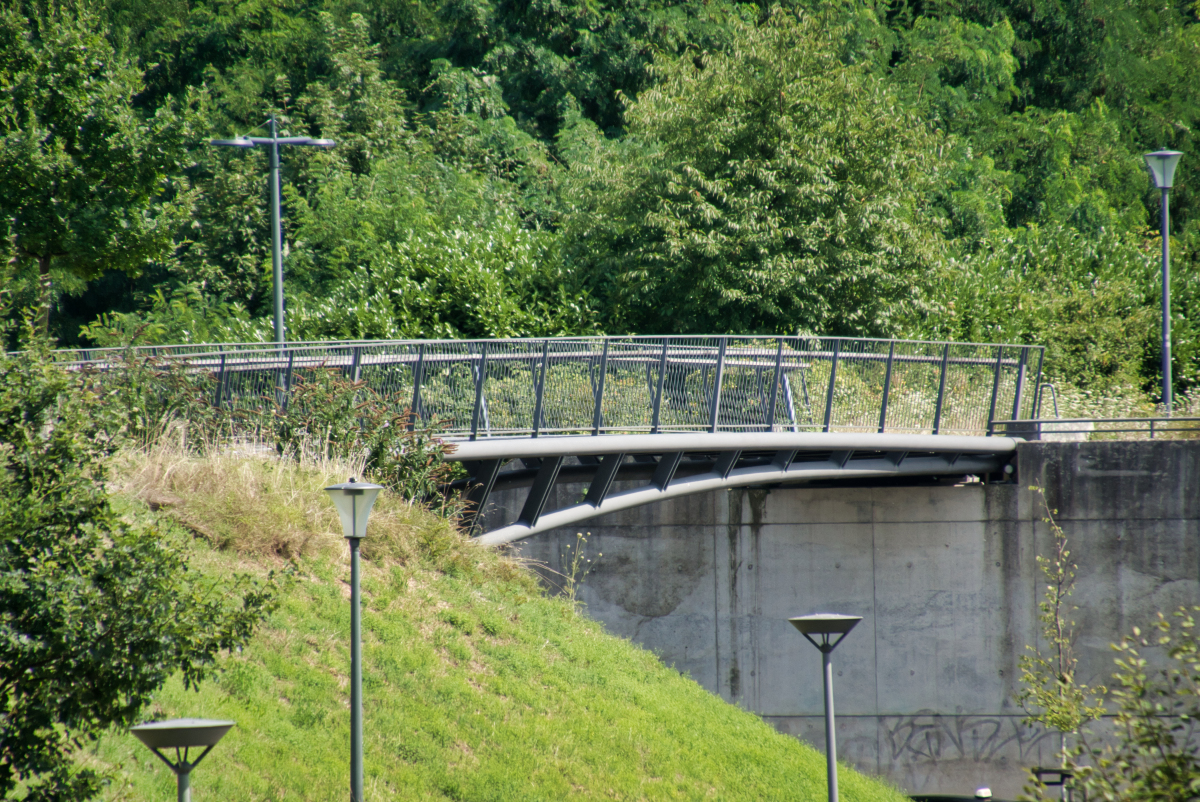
<box><xmin>186</xmin><ymin>743</ymin><xmax>218</xmax><ymax>771</ymax></box>
<box><xmin>149</xmin><ymin>747</ymin><xmax>180</xmax><ymax>773</ymax></box>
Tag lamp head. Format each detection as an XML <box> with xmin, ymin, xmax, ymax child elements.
<box><xmin>131</xmin><ymin>718</ymin><xmax>235</xmax><ymax>751</ymax></box>
<box><xmin>789</xmin><ymin>613</ymin><xmax>862</xmax><ymax>653</ymax></box>
<box><xmin>306</xmin><ymin>138</ymin><xmax>337</xmax><ymax>148</ymax></box>
<box><xmin>209</xmin><ymin>137</ymin><xmax>254</xmax><ymax>148</ymax></box>
<box><xmin>324</xmin><ymin>477</ymin><xmax>383</xmax><ymax>539</ymax></box>
<box><xmin>789</xmin><ymin>613</ymin><xmax>862</xmax><ymax>636</ymax></box>
<box><xmin>1145</xmin><ymin>150</ymin><xmax>1183</xmax><ymax>189</ymax></box>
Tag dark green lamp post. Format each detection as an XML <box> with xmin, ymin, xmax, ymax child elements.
<box><xmin>789</xmin><ymin>614</ymin><xmax>862</xmax><ymax>802</ymax></box>
<box><xmin>325</xmin><ymin>477</ymin><xmax>383</xmax><ymax>802</ymax></box>
<box><xmin>1145</xmin><ymin>150</ymin><xmax>1183</xmax><ymax>414</ymax></box>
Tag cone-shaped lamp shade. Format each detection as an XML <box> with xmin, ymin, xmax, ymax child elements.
<box><xmin>131</xmin><ymin>718</ymin><xmax>235</xmax><ymax>749</ymax></box>
<box><xmin>1146</xmin><ymin>150</ymin><xmax>1183</xmax><ymax>189</ymax></box>
<box><xmin>788</xmin><ymin>613</ymin><xmax>862</xmax><ymax>636</ymax></box>
<box><xmin>325</xmin><ymin>478</ymin><xmax>383</xmax><ymax>539</ymax></box>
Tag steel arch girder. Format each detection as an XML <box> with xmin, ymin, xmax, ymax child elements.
<box><xmin>476</xmin><ymin>453</ymin><xmax>1006</xmax><ymax>545</ymax></box>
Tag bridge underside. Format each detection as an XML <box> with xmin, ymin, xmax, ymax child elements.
<box><xmin>446</xmin><ymin>433</ymin><xmax>1020</xmax><ymax>545</ymax></box>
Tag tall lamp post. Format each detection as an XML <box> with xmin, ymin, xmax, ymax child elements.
<box><xmin>789</xmin><ymin>614</ymin><xmax>862</xmax><ymax>802</ymax></box>
<box><xmin>211</xmin><ymin>117</ymin><xmax>335</xmax><ymax>348</ymax></box>
<box><xmin>1145</xmin><ymin>150</ymin><xmax>1183</xmax><ymax>414</ymax></box>
<box><xmin>130</xmin><ymin>718</ymin><xmax>234</xmax><ymax>802</ymax></box>
<box><xmin>325</xmin><ymin>477</ymin><xmax>383</xmax><ymax>802</ymax></box>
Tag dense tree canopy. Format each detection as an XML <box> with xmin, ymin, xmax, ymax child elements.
<box><xmin>3</xmin><ymin>0</ymin><xmax>1199</xmax><ymax>396</ymax></box>
<box><xmin>563</xmin><ymin>12</ymin><xmax>947</xmax><ymax>336</ymax></box>
<box><xmin>0</xmin><ymin>2</ymin><xmax>193</xmax><ymax>334</ymax></box>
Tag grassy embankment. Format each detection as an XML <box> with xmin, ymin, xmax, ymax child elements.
<box><xmin>83</xmin><ymin>446</ymin><xmax>908</xmax><ymax>801</ymax></box>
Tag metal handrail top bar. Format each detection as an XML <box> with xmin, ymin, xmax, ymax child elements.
<box><xmin>46</xmin><ymin>334</ymin><xmax>1044</xmax><ymax>365</ymax></box>
<box><xmin>444</xmin><ymin>432</ymin><xmax>1023</xmax><ymax>461</ymax></box>
<box><xmin>996</xmin><ymin>417</ymin><xmax>1200</xmax><ymax>424</ymax></box>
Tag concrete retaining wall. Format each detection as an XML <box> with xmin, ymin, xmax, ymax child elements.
<box><xmin>492</xmin><ymin>441</ymin><xmax>1200</xmax><ymax>798</ymax></box>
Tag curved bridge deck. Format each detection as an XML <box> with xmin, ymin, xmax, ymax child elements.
<box><xmin>57</xmin><ymin>335</ymin><xmax>1042</xmax><ymax>541</ymax></box>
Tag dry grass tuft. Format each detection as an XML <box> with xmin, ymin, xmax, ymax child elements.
<box><xmin>112</xmin><ymin>443</ymin><xmax>523</xmax><ymax>581</ymax></box>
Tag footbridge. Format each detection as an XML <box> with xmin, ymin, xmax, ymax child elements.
<box><xmin>61</xmin><ymin>335</ymin><xmax>1044</xmax><ymax>542</ymax></box>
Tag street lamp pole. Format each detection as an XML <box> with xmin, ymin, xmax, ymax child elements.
<box><xmin>789</xmin><ymin>614</ymin><xmax>862</xmax><ymax>802</ymax></box>
<box><xmin>211</xmin><ymin>118</ymin><xmax>335</xmax><ymax>348</ymax></box>
<box><xmin>268</xmin><ymin>117</ymin><xmax>284</xmax><ymax>350</ymax></box>
<box><xmin>325</xmin><ymin>477</ymin><xmax>384</xmax><ymax>802</ymax></box>
<box><xmin>1145</xmin><ymin>150</ymin><xmax>1183</xmax><ymax>415</ymax></box>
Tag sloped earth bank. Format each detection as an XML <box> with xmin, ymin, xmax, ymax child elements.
<box><xmin>84</xmin><ymin>447</ymin><xmax>909</xmax><ymax>801</ymax></box>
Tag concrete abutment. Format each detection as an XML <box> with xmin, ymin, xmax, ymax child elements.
<box><xmin>496</xmin><ymin>441</ymin><xmax>1200</xmax><ymax>798</ymax></box>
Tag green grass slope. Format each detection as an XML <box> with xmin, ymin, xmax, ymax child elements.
<box><xmin>85</xmin><ymin>448</ymin><xmax>907</xmax><ymax>801</ymax></box>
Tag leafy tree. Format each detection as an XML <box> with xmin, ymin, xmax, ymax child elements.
<box><xmin>0</xmin><ymin>1</ymin><xmax>193</xmax><ymax>336</ymax></box>
<box><xmin>1083</xmin><ymin>608</ymin><xmax>1200</xmax><ymax>802</ymax></box>
<box><xmin>0</xmin><ymin>332</ymin><xmax>276</xmax><ymax>799</ymax></box>
<box><xmin>563</xmin><ymin>10</ymin><xmax>948</xmax><ymax>336</ymax></box>
<box><xmin>1016</xmin><ymin>488</ymin><xmax>1106</xmax><ymax>770</ymax></box>
<box><xmin>914</xmin><ymin>224</ymin><xmax>1160</xmax><ymax>391</ymax></box>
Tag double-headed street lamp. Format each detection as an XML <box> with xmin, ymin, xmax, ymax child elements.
<box><xmin>325</xmin><ymin>477</ymin><xmax>383</xmax><ymax>802</ymax></box>
<box><xmin>211</xmin><ymin>117</ymin><xmax>335</xmax><ymax>348</ymax></box>
<box><xmin>790</xmin><ymin>613</ymin><xmax>862</xmax><ymax>802</ymax></box>
<box><xmin>1145</xmin><ymin>150</ymin><xmax>1183</xmax><ymax>414</ymax></box>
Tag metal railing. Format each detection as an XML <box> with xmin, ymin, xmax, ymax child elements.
<box><xmin>56</xmin><ymin>336</ymin><xmax>1045</xmax><ymax>438</ymax></box>
<box><xmin>995</xmin><ymin>417</ymin><xmax>1200</xmax><ymax>440</ymax></box>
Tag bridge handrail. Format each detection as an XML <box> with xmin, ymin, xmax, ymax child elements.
<box><xmin>49</xmin><ymin>335</ymin><xmax>1045</xmax><ymax>438</ymax></box>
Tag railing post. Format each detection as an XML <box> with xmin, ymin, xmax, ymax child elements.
<box><xmin>651</xmin><ymin>338</ymin><xmax>669</xmax><ymax>434</ymax></box>
<box><xmin>470</xmin><ymin>343</ymin><xmax>489</xmax><ymax>441</ymax></box>
<box><xmin>591</xmin><ymin>340</ymin><xmax>609</xmax><ymax>436</ymax></box>
<box><xmin>282</xmin><ymin>348</ymin><xmax>295</xmax><ymax>412</ymax></box>
<box><xmin>1031</xmin><ymin>348</ymin><xmax>1046</xmax><ymax>419</ymax></box>
<box><xmin>1011</xmin><ymin>347</ymin><xmax>1028</xmax><ymax>422</ymax></box>
<box><xmin>531</xmin><ymin>340</ymin><xmax>549</xmax><ymax>438</ymax></box>
<box><xmin>932</xmin><ymin>343</ymin><xmax>951</xmax><ymax>435</ymax></box>
<box><xmin>765</xmin><ymin>338</ymin><xmax>784</xmax><ymax>432</ymax></box>
<box><xmin>708</xmin><ymin>338</ymin><xmax>728</xmax><ymax>433</ymax></box>
<box><xmin>351</xmin><ymin>346</ymin><xmax>362</xmax><ymax>383</ymax></box>
<box><xmin>215</xmin><ymin>351</ymin><xmax>226</xmax><ymax>409</ymax></box>
<box><xmin>877</xmin><ymin>341</ymin><xmax>895</xmax><ymax>434</ymax></box>
<box><xmin>986</xmin><ymin>346</ymin><xmax>1004</xmax><ymax>436</ymax></box>
<box><xmin>822</xmin><ymin>339</ymin><xmax>840</xmax><ymax>433</ymax></box>
<box><xmin>408</xmin><ymin>345</ymin><xmax>425</xmax><ymax>432</ymax></box>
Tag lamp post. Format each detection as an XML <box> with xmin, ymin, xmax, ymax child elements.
<box><xmin>130</xmin><ymin>718</ymin><xmax>234</xmax><ymax>802</ymax></box>
<box><xmin>211</xmin><ymin>117</ymin><xmax>335</xmax><ymax>348</ymax></box>
<box><xmin>325</xmin><ymin>477</ymin><xmax>383</xmax><ymax>802</ymax></box>
<box><xmin>789</xmin><ymin>613</ymin><xmax>862</xmax><ymax>802</ymax></box>
<box><xmin>1145</xmin><ymin>150</ymin><xmax>1183</xmax><ymax>414</ymax></box>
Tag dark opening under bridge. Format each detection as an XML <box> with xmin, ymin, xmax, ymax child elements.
<box><xmin>63</xmin><ymin>336</ymin><xmax>1044</xmax><ymax>543</ymax></box>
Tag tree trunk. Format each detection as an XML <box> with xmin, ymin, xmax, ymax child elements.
<box><xmin>37</xmin><ymin>255</ymin><xmax>52</xmax><ymax>336</ymax></box>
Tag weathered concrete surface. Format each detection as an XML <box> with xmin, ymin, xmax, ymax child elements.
<box><xmin>494</xmin><ymin>441</ymin><xmax>1200</xmax><ymax>798</ymax></box>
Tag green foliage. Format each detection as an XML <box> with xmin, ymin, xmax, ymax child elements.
<box><xmin>564</xmin><ymin>11</ymin><xmax>948</xmax><ymax>336</ymax></box>
<box><xmin>270</xmin><ymin>369</ymin><xmax>460</xmax><ymax>508</ymax></box>
<box><xmin>1084</xmin><ymin>609</ymin><xmax>1200</xmax><ymax>802</ymax></box>
<box><xmin>0</xmin><ymin>0</ymin><xmax>194</xmax><ymax>333</ymax></box>
<box><xmin>1</xmin><ymin>0</ymin><xmax>1197</xmax><ymax>402</ymax></box>
<box><xmin>1016</xmin><ymin>488</ymin><xmax>1106</xmax><ymax>754</ymax></box>
<box><xmin>915</xmin><ymin>224</ymin><xmax>1161</xmax><ymax>392</ymax></box>
<box><xmin>0</xmin><ymin>341</ymin><xmax>275</xmax><ymax>800</ymax></box>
